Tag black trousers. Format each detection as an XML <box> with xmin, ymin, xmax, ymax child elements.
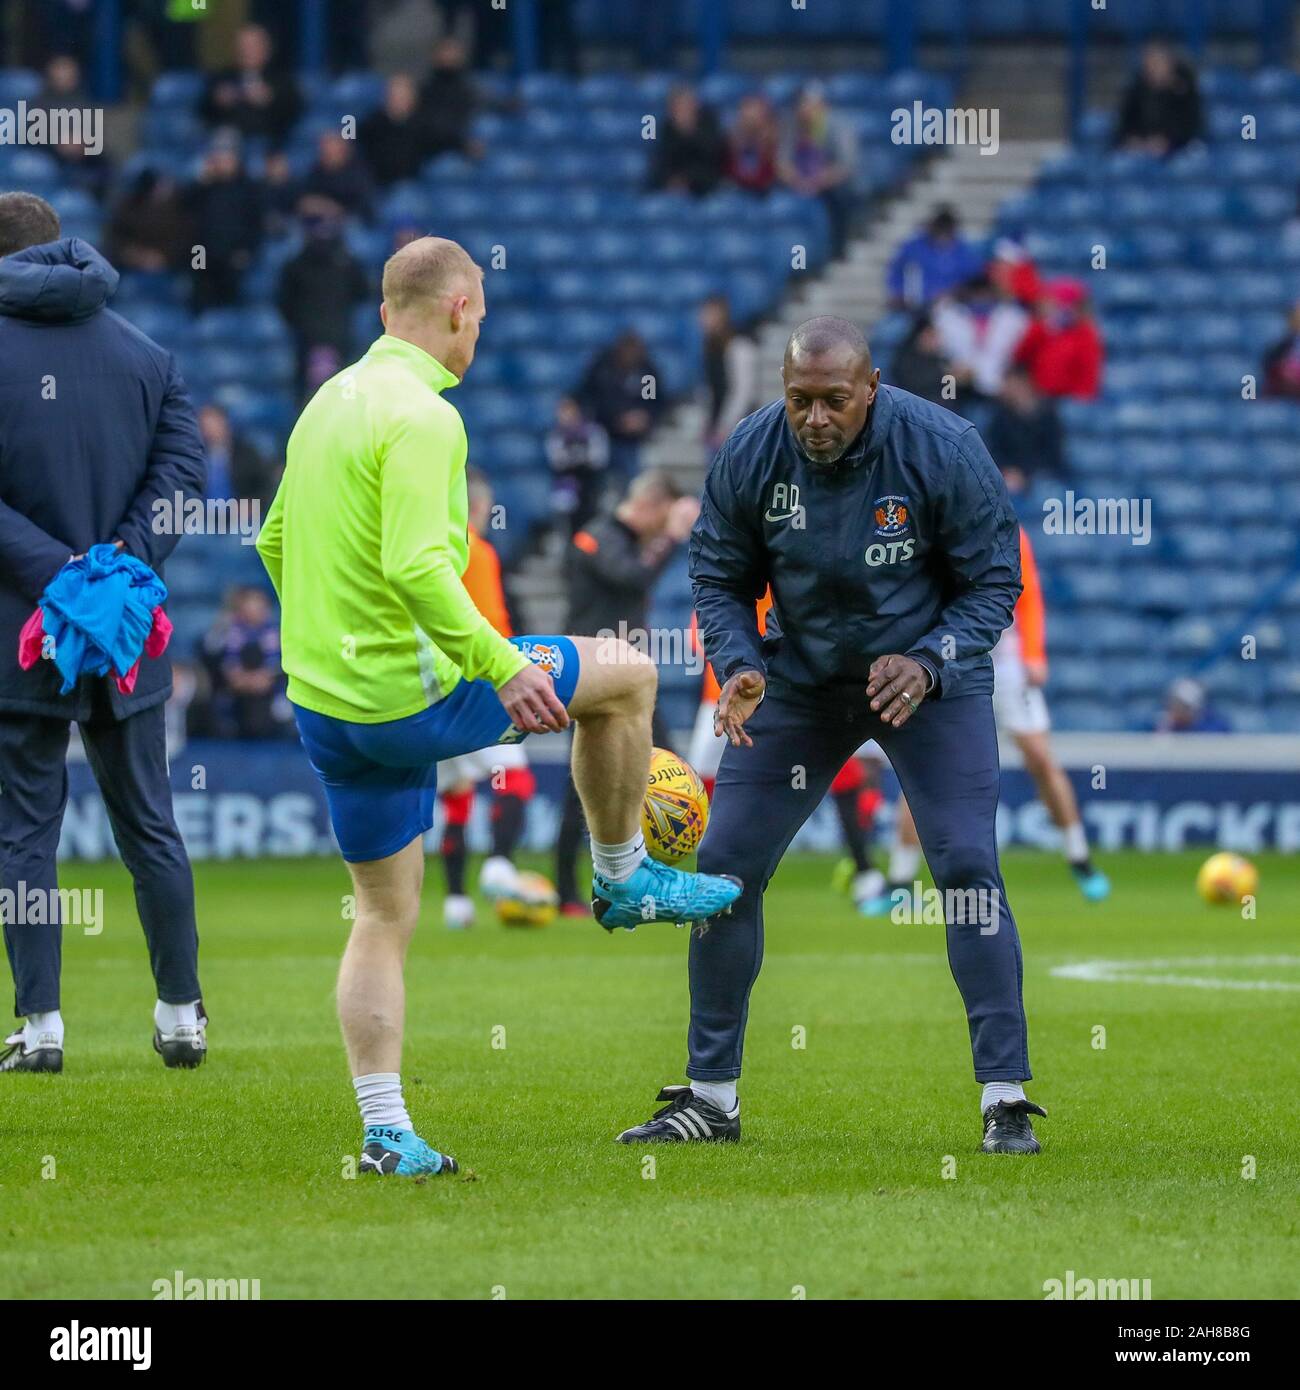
<box><xmin>689</xmin><ymin>690</ymin><xmax>1030</xmax><ymax>1084</ymax></box>
<box><xmin>0</xmin><ymin>696</ymin><xmax>200</xmax><ymax>1018</ymax></box>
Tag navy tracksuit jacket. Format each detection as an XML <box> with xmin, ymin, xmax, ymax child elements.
<box><xmin>687</xmin><ymin>386</ymin><xmax>1029</xmax><ymax>1082</ymax></box>
<box><xmin>0</xmin><ymin>239</ymin><xmax>206</xmax><ymax>1017</ymax></box>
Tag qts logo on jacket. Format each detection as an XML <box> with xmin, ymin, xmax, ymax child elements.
<box><xmin>866</xmin><ymin>494</ymin><xmax>916</xmax><ymax>567</ymax></box>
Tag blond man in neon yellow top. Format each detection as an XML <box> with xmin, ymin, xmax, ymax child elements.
<box><xmin>257</xmin><ymin>237</ymin><xmax>740</xmax><ymax>1176</ymax></box>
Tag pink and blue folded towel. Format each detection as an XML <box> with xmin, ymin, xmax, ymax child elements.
<box><xmin>17</xmin><ymin>543</ymin><xmax>172</xmax><ymax>695</ymax></box>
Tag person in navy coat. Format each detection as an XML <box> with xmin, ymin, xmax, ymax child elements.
<box><xmin>0</xmin><ymin>192</ymin><xmax>208</xmax><ymax>1072</ymax></box>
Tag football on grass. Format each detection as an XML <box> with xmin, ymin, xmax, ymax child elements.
<box><xmin>1196</xmin><ymin>852</ymin><xmax>1258</xmax><ymax>905</ymax></box>
<box><xmin>495</xmin><ymin>871</ymin><xmax>559</xmax><ymax>927</ymax></box>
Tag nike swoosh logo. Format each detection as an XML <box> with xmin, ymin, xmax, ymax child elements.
<box><xmin>764</xmin><ymin>508</ymin><xmax>800</xmax><ymax>522</ymax></box>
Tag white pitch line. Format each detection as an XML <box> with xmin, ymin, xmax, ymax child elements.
<box><xmin>1051</xmin><ymin>956</ymin><xmax>1300</xmax><ymax>992</ymax></box>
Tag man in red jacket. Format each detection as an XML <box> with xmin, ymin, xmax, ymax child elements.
<box><xmin>1014</xmin><ymin>278</ymin><xmax>1104</xmax><ymax>401</ymax></box>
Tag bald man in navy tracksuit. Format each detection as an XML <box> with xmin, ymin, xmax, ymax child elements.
<box><xmin>617</xmin><ymin>317</ymin><xmax>1047</xmax><ymax>1155</ymax></box>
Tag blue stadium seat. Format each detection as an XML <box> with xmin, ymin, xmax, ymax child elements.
<box><xmin>0</xmin><ymin>68</ymin><xmax>41</xmax><ymax>103</ymax></box>
<box><xmin>150</xmin><ymin>70</ymin><xmax>205</xmax><ymax>109</ymax></box>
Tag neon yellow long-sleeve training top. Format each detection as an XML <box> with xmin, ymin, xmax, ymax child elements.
<box><xmin>255</xmin><ymin>334</ymin><xmax>529</xmax><ymax>723</ymax></box>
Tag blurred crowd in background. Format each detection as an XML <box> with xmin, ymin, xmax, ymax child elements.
<box><xmin>5</xmin><ymin>1</ymin><xmax>1293</xmax><ymax>742</ymax></box>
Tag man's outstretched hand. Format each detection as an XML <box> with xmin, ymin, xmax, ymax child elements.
<box><xmin>867</xmin><ymin>654</ymin><xmax>930</xmax><ymax>729</ymax></box>
<box><xmin>498</xmin><ymin>663</ymin><xmax>570</xmax><ymax>734</ymax></box>
<box><xmin>714</xmin><ymin>669</ymin><xmax>766</xmax><ymax>747</ymax></box>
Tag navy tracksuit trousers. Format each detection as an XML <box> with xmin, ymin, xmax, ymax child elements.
<box><xmin>0</xmin><ymin>694</ymin><xmax>200</xmax><ymax>1018</ymax></box>
<box><xmin>689</xmin><ymin>688</ymin><xmax>1030</xmax><ymax>1084</ymax></box>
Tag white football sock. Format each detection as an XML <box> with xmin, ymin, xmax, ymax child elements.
<box><xmin>591</xmin><ymin>831</ymin><xmax>646</xmax><ymax>883</ymax></box>
<box><xmin>353</xmin><ymin>1072</ymin><xmax>413</xmax><ymax>1131</ymax></box>
<box><xmin>888</xmin><ymin>842</ymin><xmax>922</xmax><ymax>884</ymax></box>
<box><xmin>154</xmin><ymin>1000</ymin><xmax>198</xmax><ymax>1034</ymax></box>
<box><xmin>1062</xmin><ymin>822</ymin><xmax>1089</xmax><ymax>864</ymax></box>
<box><xmin>690</xmin><ymin>1078</ymin><xmax>738</xmax><ymax>1113</ymax></box>
<box><xmin>25</xmin><ymin>1010</ymin><xmax>64</xmax><ymax>1048</ymax></box>
<box><xmin>981</xmin><ymin>1081</ymin><xmax>1027</xmax><ymax>1110</ymax></box>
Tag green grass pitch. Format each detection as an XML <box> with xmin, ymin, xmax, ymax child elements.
<box><xmin>3</xmin><ymin>849</ymin><xmax>1296</xmax><ymax>1300</ymax></box>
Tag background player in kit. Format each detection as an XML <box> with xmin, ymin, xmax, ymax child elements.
<box><xmin>256</xmin><ymin>236</ymin><xmax>741</xmax><ymax>1177</ymax></box>
<box><xmin>435</xmin><ymin>466</ymin><xmax>538</xmax><ymax>931</ymax></box>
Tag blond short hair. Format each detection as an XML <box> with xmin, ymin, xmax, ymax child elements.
<box><xmin>381</xmin><ymin>236</ymin><xmax>482</xmax><ymax>316</ymax></box>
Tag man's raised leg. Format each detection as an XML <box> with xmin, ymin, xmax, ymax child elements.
<box><xmin>567</xmin><ymin>635</ymin><xmax>655</xmax><ymax>844</ymax></box>
<box><xmin>564</xmin><ymin>635</ymin><xmax>743</xmax><ymax>930</ymax></box>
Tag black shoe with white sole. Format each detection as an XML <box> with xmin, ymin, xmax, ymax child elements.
<box><xmin>616</xmin><ymin>1085</ymin><xmax>740</xmax><ymax>1144</ymax></box>
<box><xmin>982</xmin><ymin>1098</ymin><xmax>1046</xmax><ymax>1153</ymax></box>
<box><xmin>0</xmin><ymin>1029</ymin><xmax>63</xmax><ymax>1073</ymax></box>
<box><xmin>153</xmin><ymin>1000</ymin><xmax>208</xmax><ymax>1069</ymax></box>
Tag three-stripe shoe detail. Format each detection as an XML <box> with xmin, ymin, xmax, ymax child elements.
<box><xmin>662</xmin><ymin>1102</ymin><xmax>715</xmax><ymax>1140</ymax></box>
<box><xmin>616</xmin><ymin>1084</ymin><xmax>741</xmax><ymax>1144</ymax></box>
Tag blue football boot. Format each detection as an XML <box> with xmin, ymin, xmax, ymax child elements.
<box><xmin>360</xmin><ymin>1125</ymin><xmax>458</xmax><ymax>1177</ymax></box>
<box><xmin>1070</xmin><ymin>862</ymin><xmax>1111</xmax><ymax>902</ymax></box>
<box><xmin>591</xmin><ymin>858</ymin><xmax>743</xmax><ymax>932</ymax></box>
<box><xmin>860</xmin><ymin>882</ymin><xmax>915</xmax><ymax>918</ymax></box>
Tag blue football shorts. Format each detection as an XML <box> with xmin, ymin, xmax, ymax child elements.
<box><xmin>294</xmin><ymin>635</ymin><xmax>580</xmax><ymax>863</ymax></box>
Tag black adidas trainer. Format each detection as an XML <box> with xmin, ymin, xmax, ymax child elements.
<box><xmin>982</xmin><ymin>1098</ymin><xmax>1046</xmax><ymax>1154</ymax></box>
<box><xmin>616</xmin><ymin>1085</ymin><xmax>741</xmax><ymax>1143</ymax></box>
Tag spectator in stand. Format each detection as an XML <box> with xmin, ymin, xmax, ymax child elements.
<box><xmin>33</xmin><ymin>57</ymin><xmax>107</xmax><ymax>202</ymax></box>
<box><xmin>276</xmin><ymin>198</ymin><xmax>371</xmax><ymax>401</ymax></box>
<box><xmin>726</xmin><ymin>94</ymin><xmax>780</xmax><ymax>195</ymax></box>
<box><xmin>388</xmin><ymin>219</ymin><xmax>427</xmax><ymax>253</ymax></box>
<box><xmin>359</xmin><ymin>74</ymin><xmax>432</xmax><ymax>186</ymax></box>
<box><xmin>367</xmin><ymin>0</ymin><xmax>441</xmax><ymax>75</ymax></box>
<box><xmin>1014</xmin><ymin>278</ymin><xmax>1104</xmax><ymax>401</ymax></box>
<box><xmin>1157</xmin><ymin>678</ymin><xmax>1230</xmax><ymax>734</ymax></box>
<box><xmin>699</xmin><ymin>294</ymin><xmax>761</xmax><ymax>452</ymax></box>
<box><xmin>886</xmin><ymin>206</ymin><xmax>983</xmax><ymax>309</ymax></box>
<box><xmin>1113</xmin><ymin>39</ymin><xmax>1203</xmax><ymax>158</ymax></box>
<box><xmin>1261</xmin><ymin>301</ymin><xmax>1300</xmax><ymax>399</ymax></box>
<box><xmin>204</xmin><ymin>586</ymin><xmax>288</xmax><ymax>741</ymax></box>
<box><xmin>988</xmin><ymin>237</ymin><xmax>1045</xmax><ymax>309</ymax></box>
<box><xmin>932</xmin><ymin>271</ymin><xmax>1030</xmax><ymax>401</ymax></box>
<box><xmin>298</xmin><ymin>131</ymin><xmax>376</xmax><ymax>222</ymax></box>
<box><xmin>985</xmin><ymin>366</ymin><xmax>1063</xmax><ymax>497</ymax></box>
<box><xmin>1283</xmin><ymin>186</ymin><xmax>1300</xmax><ymax>244</ymax></box>
<box><xmin>779</xmin><ymin>83</ymin><xmax>858</xmax><ymax>257</ymax></box>
<box><xmin>889</xmin><ymin>312</ymin><xmax>951</xmax><ymax>404</ymax></box>
<box><xmin>200</xmin><ymin>23</ymin><xmax>301</xmax><ymax>148</ymax></box>
<box><xmin>185</xmin><ymin>134</ymin><xmax>266</xmax><ymax>311</ymax></box>
<box><xmin>197</xmin><ymin>404</ymin><xmax>280</xmax><ymax>511</ymax></box>
<box><xmin>50</xmin><ymin>136</ymin><xmax>113</xmax><ymax>205</ymax></box>
<box><xmin>33</xmin><ymin>53</ymin><xmax>87</xmax><ymax>111</ymax></box>
<box><xmin>650</xmin><ymin>84</ymin><xmax>727</xmax><ymax>197</ymax></box>
<box><xmin>546</xmin><ymin>395</ymin><xmax>611</xmax><ymax>536</ymax></box>
<box><xmin>577</xmin><ymin>330</ymin><xmax>664</xmax><ymax>479</ymax></box>
<box><xmin>259</xmin><ymin>151</ymin><xmax>303</xmax><ymax>237</ymax></box>
<box><xmin>165</xmin><ymin>658</ymin><xmax>210</xmax><ymax>749</ymax></box>
<box><xmin>108</xmin><ymin>168</ymin><xmax>193</xmax><ymax>273</ymax></box>
<box><xmin>417</xmin><ymin>35</ymin><xmax>487</xmax><ymax>161</ymax></box>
